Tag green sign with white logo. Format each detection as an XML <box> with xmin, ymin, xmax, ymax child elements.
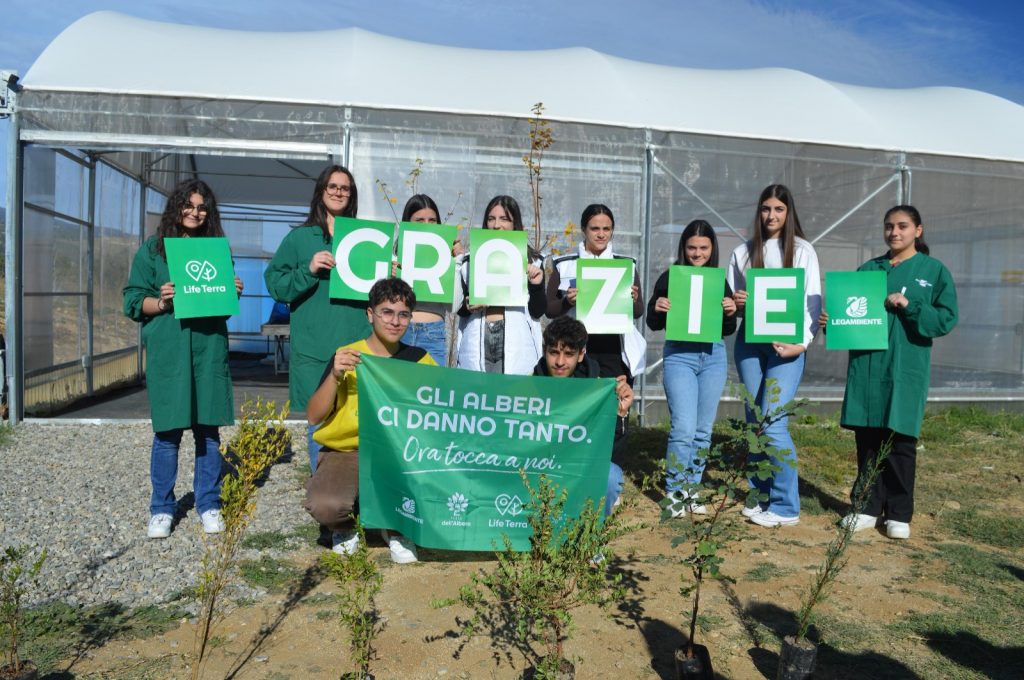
<box><xmin>468</xmin><ymin>229</ymin><xmax>528</xmax><ymax>306</ymax></box>
<box><xmin>744</xmin><ymin>268</ymin><xmax>805</xmax><ymax>343</ymax></box>
<box><xmin>577</xmin><ymin>259</ymin><xmax>634</xmax><ymax>334</ymax></box>
<box><xmin>356</xmin><ymin>356</ymin><xmax>617</xmax><ymax>551</ymax></box>
<box><xmin>825</xmin><ymin>271</ymin><xmax>889</xmax><ymax>350</ymax></box>
<box><xmin>163</xmin><ymin>237</ymin><xmax>239</xmax><ymax>319</ymax></box>
<box><xmin>666</xmin><ymin>266</ymin><xmax>725</xmax><ymax>342</ymax></box>
<box><xmin>397</xmin><ymin>221</ymin><xmax>458</xmax><ymax>304</ymax></box>
<box><xmin>330</xmin><ymin>217</ymin><xmax>396</xmax><ymax>300</ymax></box>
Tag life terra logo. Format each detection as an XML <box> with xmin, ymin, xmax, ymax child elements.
<box><xmin>442</xmin><ymin>492</ymin><xmax>471</xmax><ymax>528</ymax></box>
<box><xmin>396</xmin><ymin>496</ymin><xmax>424</xmax><ymax>525</ymax></box>
<box><xmin>845</xmin><ymin>296</ymin><xmax>869</xmax><ymax>318</ymax></box>
<box><xmin>489</xmin><ymin>493</ymin><xmax>527</xmax><ymax>530</ymax></box>
<box><xmin>182</xmin><ymin>259</ymin><xmax>228</xmax><ymax>293</ymax></box>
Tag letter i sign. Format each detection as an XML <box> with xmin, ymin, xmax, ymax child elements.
<box><xmin>665</xmin><ymin>266</ymin><xmax>725</xmax><ymax>342</ymax></box>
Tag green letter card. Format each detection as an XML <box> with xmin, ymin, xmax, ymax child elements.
<box><xmin>825</xmin><ymin>271</ymin><xmax>889</xmax><ymax>350</ymax></box>
<box><xmin>744</xmin><ymin>268</ymin><xmax>805</xmax><ymax>343</ymax></box>
<box><xmin>666</xmin><ymin>266</ymin><xmax>725</xmax><ymax>342</ymax></box>
<box><xmin>577</xmin><ymin>259</ymin><xmax>634</xmax><ymax>334</ymax></box>
<box><xmin>468</xmin><ymin>229</ymin><xmax>528</xmax><ymax>306</ymax></box>
<box><xmin>330</xmin><ymin>217</ymin><xmax>395</xmax><ymax>300</ymax></box>
<box><xmin>164</xmin><ymin>237</ymin><xmax>239</xmax><ymax>319</ymax></box>
<box><xmin>397</xmin><ymin>221</ymin><xmax>458</xmax><ymax>304</ymax></box>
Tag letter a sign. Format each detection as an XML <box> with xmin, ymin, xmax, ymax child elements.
<box><xmin>744</xmin><ymin>268</ymin><xmax>804</xmax><ymax>343</ymax></box>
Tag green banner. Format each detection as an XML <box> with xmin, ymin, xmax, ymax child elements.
<box><xmin>397</xmin><ymin>221</ymin><xmax>458</xmax><ymax>304</ymax></box>
<box><xmin>164</xmin><ymin>237</ymin><xmax>239</xmax><ymax>319</ymax></box>
<box><xmin>744</xmin><ymin>268</ymin><xmax>805</xmax><ymax>343</ymax></box>
<box><xmin>356</xmin><ymin>355</ymin><xmax>617</xmax><ymax>551</ymax></box>
<box><xmin>468</xmin><ymin>229</ymin><xmax>528</xmax><ymax>306</ymax></box>
<box><xmin>330</xmin><ymin>217</ymin><xmax>395</xmax><ymax>300</ymax></box>
<box><xmin>825</xmin><ymin>271</ymin><xmax>889</xmax><ymax>350</ymax></box>
<box><xmin>576</xmin><ymin>259</ymin><xmax>634</xmax><ymax>334</ymax></box>
<box><xmin>666</xmin><ymin>266</ymin><xmax>725</xmax><ymax>342</ymax></box>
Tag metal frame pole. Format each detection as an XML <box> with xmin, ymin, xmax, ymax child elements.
<box><xmin>4</xmin><ymin>98</ymin><xmax>24</xmax><ymax>422</ymax></box>
<box><xmin>639</xmin><ymin>133</ymin><xmax>655</xmax><ymax>426</ymax></box>
<box><xmin>84</xmin><ymin>155</ymin><xmax>96</xmax><ymax>394</ymax></box>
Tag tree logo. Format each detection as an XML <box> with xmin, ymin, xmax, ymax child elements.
<box><xmin>185</xmin><ymin>260</ymin><xmax>218</xmax><ymax>282</ymax></box>
<box><xmin>494</xmin><ymin>494</ymin><xmax>524</xmax><ymax>516</ymax></box>
<box><xmin>845</xmin><ymin>296</ymin><xmax>868</xmax><ymax>318</ymax></box>
<box><xmin>447</xmin><ymin>492</ymin><xmax>469</xmax><ymax>518</ymax></box>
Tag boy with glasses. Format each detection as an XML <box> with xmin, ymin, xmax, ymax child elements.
<box><xmin>304</xmin><ymin>277</ymin><xmax>435</xmax><ymax>562</ymax></box>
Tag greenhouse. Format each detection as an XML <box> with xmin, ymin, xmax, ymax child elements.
<box><xmin>3</xmin><ymin>11</ymin><xmax>1024</xmax><ymax>422</ymax></box>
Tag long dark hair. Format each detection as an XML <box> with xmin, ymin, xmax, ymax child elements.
<box><xmin>402</xmin><ymin>194</ymin><xmax>440</xmax><ymax>222</ymax></box>
<box><xmin>482</xmin><ymin>195</ymin><xmax>541</xmax><ymax>261</ymax></box>
<box><xmin>748</xmin><ymin>184</ymin><xmax>806</xmax><ymax>269</ymax></box>
<box><xmin>676</xmin><ymin>219</ymin><xmax>720</xmax><ymax>268</ymax></box>
<box><xmin>884</xmin><ymin>205</ymin><xmax>930</xmax><ymax>255</ymax></box>
<box><xmin>581</xmin><ymin>203</ymin><xmax>615</xmax><ymax>230</ymax></box>
<box><xmin>306</xmin><ymin>165</ymin><xmax>358</xmax><ymax>239</ymax></box>
<box><xmin>153</xmin><ymin>179</ymin><xmax>224</xmax><ymax>259</ymax></box>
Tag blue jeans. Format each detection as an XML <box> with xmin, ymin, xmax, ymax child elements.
<box><xmin>734</xmin><ymin>338</ymin><xmax>805</xmax><ymax>517</ymax></box>
<box><xmin>663</xmin><ymin>340</ymin><xmax>728</xmax><ymax>493</ymax></box>
<box><xmin>307</xmin><ymin>423</ymin><xmax>320</xmax><ymax>474</ymax></box>
<box><xmin>403</xmin><ymin>319</ymin><xmax>448</xmax><ymax>366</ymax></box>
<box><xmin>605</xmin><ymin>462</ymin><xmax>624</xmax><ymax>517</ymax></box>
<box><xmin>150</xmin><ymin>425</ymin><xmax>223</xmax><ymax>516</ymax></box>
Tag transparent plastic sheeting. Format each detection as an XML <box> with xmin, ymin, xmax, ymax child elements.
<box><xmin>12</xmin><ymin>106</ymin><xmax>1024</xmax><ymax>413</ymax></box>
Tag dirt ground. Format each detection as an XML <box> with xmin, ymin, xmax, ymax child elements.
<box><xmin>65</xmin><ymin>491</ymin><xmax>963</xmax><ymax>680</ymax></box>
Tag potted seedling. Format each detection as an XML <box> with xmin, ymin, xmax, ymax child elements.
<box><xmin>664</xmin><ymin>381</ymin><xmax>803</xmax><ymax>680</ymax></box>
<box><xmin>777</xmin><ymin>439</ymin><xmax>892</xmax><ymax>680</ymax></box>
<box><xmin>321</xmin><ymin>520</ymin><xmax>383</xmax><ymax>680</ymax></box>
<box><xmin>438</xmin><ymin>471</ymin><xmax>630</xmax><ymax>679</ymax></box>
<box><xmin>0</xmin><ymin>546</ymin><xmax>46</xmax><ymax>680</ymax></box>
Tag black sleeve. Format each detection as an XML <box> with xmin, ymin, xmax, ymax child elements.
<box><xmin>646</xmin><ymin>270</ymin><xmax>670</xmax><ymax>331</ymax></box>
<box><xmin>632</xmin><ymin>268</ymin><xmax>644</xmax><ymax>319</ymax></box>
<box><xmin>722</xmin><ymin>280</ymin><xmax>737</xmax><ymax>337</ymax></box>
<box><xmin>456</xmin><ymin>268</ymin><xmax>472</xmax><ymax>317</ymax></box>
<box><xmin>545</xmin><ymin>265</ymin><xmax>569</xmax><ymax>318</ymax></box>
<box><xmin>528</xmin><ymin>275</ymin><xmax>547</xmax><ymax>319</ymax></box>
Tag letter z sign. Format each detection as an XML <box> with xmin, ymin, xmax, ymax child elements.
<box><xmin>577</xmin><ymin>259</ymin><xmax>634</xmax><ymax>334</ymax></box>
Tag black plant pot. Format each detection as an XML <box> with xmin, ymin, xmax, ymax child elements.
<box><xmin>339</xmin><ymin>672</ymin><xmax>374</xmax><ymax>680</ymax></box>
<box><xmin>524</xmin><ymin>656</ymin><xmax>575</xmax><ymax>679</ymax></box>
<box><xmin>675</xmin><ymin>644</ymin><xmax>714</xmax><ymax>680</ymax></box>
<box><xmin>777</xmin><ymin>635</ymin><xmax>817</xmax><ymax>680</ymax></box>
<box><xmin>0</xmin><ymin>661</ymin><xmax>39</xmax><ymax>680</ymax></box>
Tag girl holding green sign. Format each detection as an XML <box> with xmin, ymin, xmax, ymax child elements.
<box><xmin>647</xmin><ymin>220</ymin><xmax>737</xmax><ymax>516</ymax></box>
<box><xmin>828</xmin><ymin>206</ymin><xmax>957</xmax><ymax>540</ymax></box>
<box><xmin>264</xmin><ymin>165</ymin><xmax>367</xmax><ymax>473</ymax></box>
<box><xmin>123</xmin><ymin>179</ymin><xmax>242</xmax><ymax>540</ymax></box>
<box><xmin>727</xmin><ymin>184</ymin><xmax>822</xmax><ymax>528</ymax></box>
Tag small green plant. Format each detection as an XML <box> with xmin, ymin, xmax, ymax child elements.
<box><xmin>438</xmin><ymin>471</ymin><xmax>630</xmax><ymax>678</ymax></box>
<box><xmin>663</xmin><ymin>380</ymin><xmax>802</xmax><ymax>663</ymax></box>
<box><xmin>191</xmin><ymin>398</ymin><xmax>291</xmax><ymax>680</ymax></box>
<box><xmin>522</xmin><ymin>102</ymin><xmax>557</xmax><ymax>257</ymax></box>
<box><xmin>320</xmin><ymin>520</ymin><xmax>383</xmax><ymax>679</ymax></box>
<box><xmin>0</xmin><ymin>546</ymin><xmax>46</xmax><ymax>677</ymax></box>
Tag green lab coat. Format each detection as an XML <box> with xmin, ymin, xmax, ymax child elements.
<box><xmin>263</xmin><ymin>224</ymin><xmax>368</xmax><ymax>411</ymax></box>
<box><xmin>840</xmin><ymin>252</ymin><xmax>958</xmax><ymax>438</ymax></box>
<box><xmin>122</xmin><ymin>237</ymin><xmax>234</xmax><ymax>432</ymax></box>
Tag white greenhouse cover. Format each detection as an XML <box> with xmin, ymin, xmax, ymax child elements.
<box><xmin>21</xmin><ymin>11</ymin><xmax>1024</xmax><ymax>162</ymax></box>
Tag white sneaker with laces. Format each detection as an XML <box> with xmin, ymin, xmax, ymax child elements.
<box><xmin>886</xmin><ymin>520</ymin><xmax>911</xmax><ymax>539</ymax></box>
<box><xmin>147</xmin><ymin>513</ymin><xmax>173</xmax><ymax>539</ymax></box>
<box><xmin>741</xmin><ymin>504</ymin><xmax>764</xmax><ymax>518</ymax></box>
<box><xmin>382</xmin><ymin>530</ymin><xmax>418</xmax><ymax>564</ymax></box>
<box><xmin>666</xmin><ymin>491</ymin><xmax>707</xmax><ymax>518</ymax></box>
<box><xmin>749</xmin><ymin>510</ymin><xmax>800</xmax><ymax>528</ymax></box>
<box><xmin>840</xmin><ymin>513</ymin><xmax>880</xmax><ymax>532</ymax></box>
<box><xmin>200</xmin><ymin>509</ymin><xmax>225</xmax><ymax>534</ymax></box>
<box><xmin>332</xmin><ymin>531</ymin><xmax>360</xmax><ymax>556</ymax></box>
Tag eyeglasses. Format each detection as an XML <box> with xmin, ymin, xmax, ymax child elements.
<box><xmin>183</xmin><ymin>204</ymin><xmax>209</xmax><ymax>214</ymax></box>
<box><xmin>325</xmin><ymin>183</ymin><xmax>353</xmax><ymax>195</ymax></box>
<box><xmin>372</xmin><ymin>308</ymin><xmax>413</xmax><ymax>324</ymax></box>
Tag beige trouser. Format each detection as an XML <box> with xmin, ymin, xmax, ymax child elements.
<box><xmin>304</xmin><ymin>449</ymin><xmax>359</xmax><ymax>533</ymax></box>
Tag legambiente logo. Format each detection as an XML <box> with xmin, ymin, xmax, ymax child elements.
<box><xmin>832</xmin><ymin>295</ymin><xmax>883</xmax><ymax>327</ymax></box>
<box><xmin>396</xmin><ymin>496</ymin><xmax>424</xmax><ymax>524</ymax></box>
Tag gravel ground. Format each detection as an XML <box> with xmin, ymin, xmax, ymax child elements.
<box><xmin>0</xmin><ymin>422</ymin><xmax>312</xmax><ymax>610</ymax></box>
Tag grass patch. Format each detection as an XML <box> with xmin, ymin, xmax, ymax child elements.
<box><xmin>0</xmin><ymin>423</ymin><xmax>14</xmax><ymax>447</ymax></box>
<box><xmin>745</xmin><ymin>562</ymin><xmax>794</xmax><ymax>582</ymax></box>
<box><xmin>940</xmin><ymin>508</ymin><xmax>1024</xmax><ymax>550</ymax></box>
<box><xmin>241</xmin><ymin>530</ymin><xmax>292</xmax><ymax>551</ymax></box>
<box><xmin>237</xmin><ymin>556</ymin><xmax>302</xmax><ymax>593</ymax></box>
<box><xmin>920</xmin><ymin>406</ymin><xmax>1024</xmax><ymax>441</ymax></box>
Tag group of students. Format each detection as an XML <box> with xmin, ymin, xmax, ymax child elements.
<box><xmin>122</xmin><ymin>166</ymin><xmax>957</xmax><ymax>557</ymax></box>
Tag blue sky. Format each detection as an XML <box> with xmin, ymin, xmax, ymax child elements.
<box><xmin>2</xmin><ymin>0</ymin><xmax>1022</xmax><ymax>208</ymax></box>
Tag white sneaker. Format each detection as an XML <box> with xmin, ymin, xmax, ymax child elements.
<box><xmin>382</xmin><ymin>530</ymin><xmax>418</xmax><ymax>564</ymax></box>
<box><xmin>741</xmin><ymin>504</ymin><xmax>764</xmax><ymax>518</ymax></box>
<box><xmin>886</xmin><ymin>520</ymin><xmax>911</xmax><ymax>539</ymax></box>
<box><xmin>147</xmin><ymin>513</ymin><xmax>173</xmax><ymax>539</ymax></box>
<box><xmin>749</xmin><ymin>510</ymin><xmax>800</xmax><ymax>528</ymax></box>
<box><xmin>665</xmin><ymin>491</ymin><xmax>707</xmax><ymax>518</ymax></box>
<box><xmin>331</xmin><ymin>531</ymin><xmax>360</xmax><ymax>556</ymax></box>
<box><xmin>200</xmin><ymin>509</ymin><xmax>225</xmax><ymax>534</ymax></box>
<box><xmin>840</xmin><ymin>513</ymin><xmax>880</xmax><ymax>532</ymax></box>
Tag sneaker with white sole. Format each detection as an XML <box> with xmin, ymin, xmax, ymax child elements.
<box><xmin>749</xmin><ymin>510</ymin><xmax>800</xmax><ymax>528</ymax></box>
<box><xmin>665</xmin><ymin>491</ymin><xmax>707</xmax><ymax>518</ymax></box>
<box><xmin>840</xmin><ymin>513</ymin><xmax>881</xmax><ymax>532</ymax></box>
<box><xmin>331</xmin><ymin>531</ymin><xmax>360</xmax><ymax>556</ymax></box>
<box><xmin>147</xmin><ymin>513</ymin><xmax>173</xmax><ymax>539</ymax></box>
<box><xmin>200</xmin><ymin>509</ymin><xmax>225</xmax><ymax>534</ymax></box>
<box><xmin>886</xmin><ymin>520</ymin><xmax>910</xmax><ymax>539</ymax></box>
<box><xmin>382</xmin><ymin>530</ymin><xmax>418</xmax><ymax>564</ymax></box>
<box><xmin>741</xmin><ymin>504</ymin><xmax>764</xmax><ymax>518</ymax></box>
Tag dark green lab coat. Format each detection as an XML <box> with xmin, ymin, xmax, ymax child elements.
<box><xmin>263</xmin><ymin>224</ymin><xmax>368</xmax><ymax>411</ymax></box>
<box><xmin>122</xmin><ymin>237</ymin><xmax>234</xmax><ymax>432</ymax></box>
<box><xmin>840</xmin><ymin>253</ymin><xmax>958</xmax><ymax>438</ymax></box>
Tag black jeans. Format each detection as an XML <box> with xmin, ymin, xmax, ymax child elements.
<box><xmin>853</xmin><ymin>427</ymin><xmax>918</xmax><ymax>523</ymax></box>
